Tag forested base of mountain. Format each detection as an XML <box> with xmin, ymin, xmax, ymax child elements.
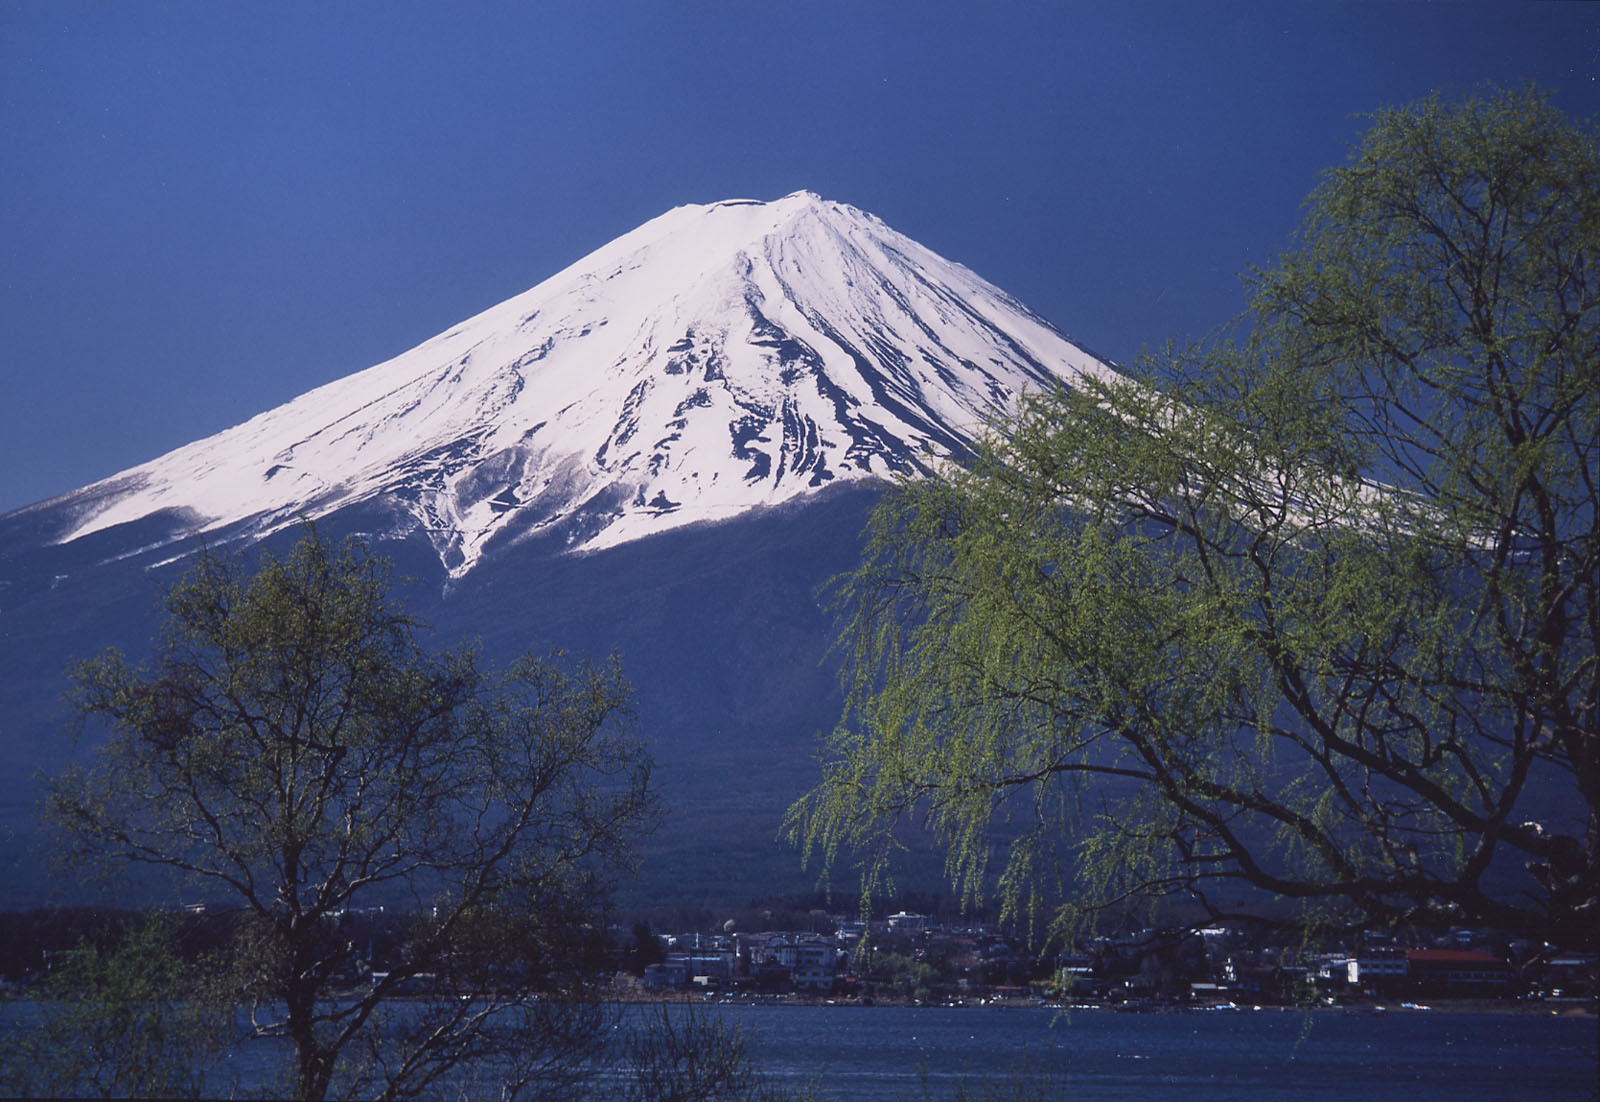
<box><xmin>2</xmin><ymin>485</ymin><xmax>884</xmax><ymax>909</ymax></box>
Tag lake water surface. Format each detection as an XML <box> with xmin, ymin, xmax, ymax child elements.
<box><xmin>15</xmin><ymin>996</ymin><xmax>1590</xmax><ymax>1098</ymax></box>
<box><xmin>712</xmin><ymin>1003</ymin><xmax>1596</xmax><ymax>1100</ymax></box>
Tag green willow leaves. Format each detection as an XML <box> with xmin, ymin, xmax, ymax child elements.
<box><xmin>790</xmin><ymin>86</ymin><xmax>1598</xmax><ymax>950</ymax></box>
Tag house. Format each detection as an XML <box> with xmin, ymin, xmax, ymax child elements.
<box><xmin>792</xmin><ymin>964</ymin><xmax>837</xmax><ymax>993</ymax></box>
<box><xmin>835</xmin><ymin>920</ymin><xmax>868</xmax><ymax>943</ymax></box>
<box><xmin>754</xmin><ymin>934</ymin><xmax>843</xmax><ymax>992</ymax></box>
<box><xmin>677</xmin><ymin>950</ymin><xmax>736</xmax><ymax>981</ymax></box>
<box><xmin>766</xmin><ymin>936</ymin><xmax>840</xmax><ymax>972</ymax></box>
<box><xmin>642</xmin><ymin>961</ymin><xmax>689</xmax><ymax>989</ymax></box>
<box><xmin>1538</xmin><ymin>954</ymin><xmax>1597</xmax><ymax>998</ymax></box>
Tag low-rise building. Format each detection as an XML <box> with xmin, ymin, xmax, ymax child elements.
<box><xmin>642</xmin><ymin>961</ymin><xmax>689</xmax><ymax>989</ymax></box>
<box><xmin>792</xmin><ymin>964</ymin><xmax>837</xmax><ymax>993</ymax></box>
<box><xmin>1347</xmin><ymin>945</ymin><xmax>1408</xmax><ymax>988</ymax></box>
<box><xmin>766</xmin><ymin>936</ymin><xmax>840</xmax><ymax>972</ymax></box>
<box><xmin>1405</xmin><ymin>949</ymin><xmax>1510</xmax><ymax>995</ymax></box>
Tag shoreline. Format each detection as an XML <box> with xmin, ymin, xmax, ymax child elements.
<box><xmin>608</xmin><ymin>989</ymin><xmax>1596</xmax><ymax>1017</ymax></box>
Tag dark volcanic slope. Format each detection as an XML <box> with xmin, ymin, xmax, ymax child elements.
<box><xmin>0</xmin><ymin>485</ymin><xmax>883</xmax><ymax>907</ymax></box>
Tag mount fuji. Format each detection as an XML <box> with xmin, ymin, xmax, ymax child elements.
<box><xmin>18</xmin><ymin>191</ymin><xmax>1112</xmax><ymax>579</ymax></box>
<box><xmin>0</xmin><ymin>192</ymin><xmax>1118</xmax><ymax>905</ymax></box>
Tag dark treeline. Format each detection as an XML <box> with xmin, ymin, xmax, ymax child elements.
<box><xmin>0</xmin><ymin>905</ymin><xmax>621</xmax><ymax>991</ymax></box>
<box><xmin>0</xmin><ymin>889</ymin><xmax>1347</xmax><ymax>990</ymax></box>
<box><xmin>0</xmin><ymin>891</ymin><xmax>956</xmax><ymax>988</ymax></box>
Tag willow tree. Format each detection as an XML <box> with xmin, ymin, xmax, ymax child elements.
<box><xmin>789</xmin><ymin>87</ymin><xmax>1598</xmax><ymax>950</ymax></box>
<box><xmin>48</xmin><ymin>531</ymin><xmax>657</xmax><ymax>1101</ymax></box>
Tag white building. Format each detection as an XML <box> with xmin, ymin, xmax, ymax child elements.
<box><xmin>1347</xmin><ymin>946</ymin><xmax>1408</xmax><ymax>986</ymax></box>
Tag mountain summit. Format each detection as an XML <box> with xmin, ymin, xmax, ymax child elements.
<box><xmin>23</xmin><ymin>192</ymin><xmax>1115</xmax><ymax>577</ymax></box>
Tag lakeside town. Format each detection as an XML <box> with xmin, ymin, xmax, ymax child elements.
<box><xmin>3</xmin><ymin>899</ymin><xmax>1594</xmax><ymax>1018</ymax></box>
<box><xmin>617</xmin><ymin>910</ymin><xmax>1598</xmax><ymax>1013</ymax></box>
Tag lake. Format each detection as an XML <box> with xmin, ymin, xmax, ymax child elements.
<box><xmin>711</xmin><ymin>1003</ymin><xmax>1597</xmax><ymax>1100</ymax></box>
<box><xmin>9</xmin><ymin>996</ymin><xmax>1593</xmax><ymax>1098</ymax></box>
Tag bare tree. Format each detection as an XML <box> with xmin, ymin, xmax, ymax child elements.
<box><xmin>49</xmin><ymin>530</ymin><xmax>657</xmax><ymax>1100</ymax></box>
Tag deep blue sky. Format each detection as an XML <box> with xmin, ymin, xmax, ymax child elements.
<box><xmin>2</xmin><ymin>1</ymin><xmax>1595</xmax><ymax>514</ymax></box>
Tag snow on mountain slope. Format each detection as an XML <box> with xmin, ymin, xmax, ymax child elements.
<box><xmin>34</xmin><ymin>191</ymin><xmax>1119</xmax><ymax>577</ymax></box>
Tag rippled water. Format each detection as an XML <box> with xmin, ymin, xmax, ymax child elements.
<box><xmin>9</xmin><ymin>998</ymin><xmax>1592</xmax><ymax>1098</ymax></box>
<box><xmin>714</xmin><ymin>1003</ymin><xmax>1596</xmax><ymax>1100</ymax></box>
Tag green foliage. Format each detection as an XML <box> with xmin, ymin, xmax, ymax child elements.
<box><xmin>0</xmin><ymin>917</ymin><xmax>234</xmax><ymax>1098</ymax></box>
<box><xmin>46</xmin><ymin>529</ymin><xmax>658</xmax><ymax>1100</ymax></box>
<box><xmin>789</xmin><ymin>86</ymin><xmax>1599</xmax><ymax>950</ymax></box>
<box><xmin>871</xmin><ymin>951</ymin><xmax>939</xmax><ymax>1003</ymax></box>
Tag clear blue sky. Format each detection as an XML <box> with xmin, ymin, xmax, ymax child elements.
<box><xmin>2</xmin><ymin>1</ymin><xmax>1595</xmax><ymax>514</ymax></box>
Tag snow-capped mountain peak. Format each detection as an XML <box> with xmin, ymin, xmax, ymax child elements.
<box><xmin>36</xmin><ymin>192</ymin><xmax>1117</xmax><ymax>577</ymax></box>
